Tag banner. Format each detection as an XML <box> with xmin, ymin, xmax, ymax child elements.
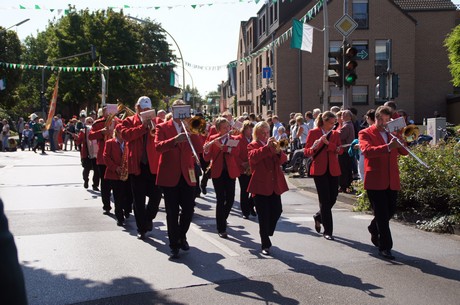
<box><xmin>45</xmin><ymin>76</ymin><xmax>60</xmax><ymax>130</ymax></box>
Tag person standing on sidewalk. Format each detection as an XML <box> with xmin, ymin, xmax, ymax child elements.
<box><xmin>304</xmin><ymin>111</ymin><xmax>343</xmax><ymax>241</ymax></box>
<box><xmin>359</xmin><ymin>105</ymin><xmax>408</xmax><ymax>260</ymax></box>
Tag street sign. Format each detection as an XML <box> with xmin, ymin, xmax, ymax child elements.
<box><xmin>334</xmin><ymin>14</ymin><xmax>358</xmax><ymax>37</ymax></box>
<box><xmin>357</xmin><ymin>50</ymin><xmax>368</xmax><ymax>60</ymax></box>
<box><xmin>262</xmin><ymin>67</ymin><xmax>271</xmax><ymax>79</ymax></box>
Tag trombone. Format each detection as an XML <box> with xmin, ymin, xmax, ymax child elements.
<box><xmin>385</xmin><ymin>123</ymin><xmax>429</xmax><ymax>168</ymax></box>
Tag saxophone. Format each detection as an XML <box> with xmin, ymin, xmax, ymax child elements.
<box><xmin>119</xmin><ymin>146</ymin><xmax>129</xmax><ymax>181</ymax></box>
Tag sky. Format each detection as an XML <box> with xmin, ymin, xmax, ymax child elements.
<box><xmin>2</xmin><ymin>0</ymin><xmax>460</xmax><ymax>96</ymax></box>
<box><xmin>0</xmin><ymin>0</ymin><xmax>264</xmax><ymax>96</ymax></box>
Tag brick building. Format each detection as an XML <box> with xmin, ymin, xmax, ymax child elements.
<box><xmin>232</xmin><ymin>0</ymin><xmax>457</xmax><ymax>124</ymax></box>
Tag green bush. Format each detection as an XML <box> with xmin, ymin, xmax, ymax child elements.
<box><xmin>353</xmin><ymin>141</ymin><xmax>460</xmax><ymax>225</ymax></box>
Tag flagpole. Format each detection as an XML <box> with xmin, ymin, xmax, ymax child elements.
<box><xmin>322</xmin><ymin>0</ymin><xmax>330</xmax><ymax>112</ymax></box>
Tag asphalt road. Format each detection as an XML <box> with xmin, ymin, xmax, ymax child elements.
<box><xmin>1</xmin><ymin>150</ymin><xmax>459</xmax><ymax>305</ymax></box>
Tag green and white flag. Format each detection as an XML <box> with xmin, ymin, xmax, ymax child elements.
<box><xmin>291</xmin><ymin>19</ymin><xmax>313</xmax><ymax>53</ymax></box>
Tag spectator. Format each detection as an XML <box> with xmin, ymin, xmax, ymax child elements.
<box><xmin>21</xmin><ymin>124</ymin><xmax>34</xmax><ymax>151</ymax></box>
<box><xmin>2</xmin><ymin>119</ymin><xmax>10</xmax><ymax>152</ymax></box>
<box><xmin>16</xmin><ymin>117</ymin><xmax>25</xmax><ymax>146</ymax></box>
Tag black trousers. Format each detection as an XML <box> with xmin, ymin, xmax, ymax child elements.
<box><xmin>338</xmin><ymin>153</ymin><xmax>353</xmax><ymax>190</ymax></box>
<box><xmin>162</xmin><ymin>175</ymin><xmax>195</xmax><ymax>250</ymax></box>
<box><xmin>106</xmin><ymin>179</ymin><xmax>132</xmax><ymax>222</ymax></box>
<box><xmin>82</xmin><ymin>158</ymin><xmax>99</xmax><ymax>188</ymax></box>
<box><xmin>98</xmin><ymin>164</ymin><xmax>111</xmax><ymax>211</ymax></box>
<box><xmin>254</xmin><ymin>193</ymin><xmax>282</xmax><ymax>249</ymax></box>
<box><xmin>238</xmin><ymin>174</ymin><xmax>254</xmax><ymax>217</ymax></box>
<box><xmin>367</xmin><ymin>189</ymin><xmax>397</xmax><ymax>251</ymax></box>
<box><xmin>212</xmin><ymin>170</ymin><xmax>236</xmax><ymax>233</ymax></box>
<box><xmin>129</xmin><ymin>163</ymin><xmax>162</xmax><ymax>234</ymax></box>
<box><xmin>313</xmin><ymin>171</ymin><xmax>339</xmax><ymax>236</ymax></box>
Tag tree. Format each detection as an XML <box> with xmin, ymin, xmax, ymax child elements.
<box><xmin>0</xmin><ymin>28</ymin><xmax>22</xmax><ymax>111</ymax></box>
<box><xmin>16</xmin><ymin>7</ymin><xmax>177</xmax><ymax>117</ymax></box>
<box><xmin>445</xmin><ymin>24</ymin><xmax>460</xmax><ymax>87</ymax></box>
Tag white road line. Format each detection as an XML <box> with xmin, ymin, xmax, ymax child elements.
<box><xmin>189</xmin><ymin>223</ymin><xmax>239</xmax><ymax>257</ymax></box>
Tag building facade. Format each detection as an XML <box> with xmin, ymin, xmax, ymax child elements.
<box><xmin>235</xmin><ymin>0</ymin><xmax>457</xmax><ymax>123</ymax></box>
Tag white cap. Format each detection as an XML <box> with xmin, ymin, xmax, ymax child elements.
<box><xmin>29</xmin><ymin>113</ymin><xmax>38</xmax><ymax>121</ymax></box>
<box><xmin>136</xmin><ymin>96</ymin><xmax>152</xmax><ymax>109</ymax></box>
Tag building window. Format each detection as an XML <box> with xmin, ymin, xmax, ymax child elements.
<box><xmin>352</xmin><ymin>0</ymin><xmax>368</xmax><ymax>29</ymax></box>
<box><xmin>351</xmin><ymin>40</ymin><xmax>368</xmax><ymax>61</ymax></box>
<box><xmin>329</xmin><ymin>86</ymin><xmax>343</xmax><ymax>105</ymax></box>
<box><xmin>352</xmin><ymin>86</ymin><xmax>368</xmax><ymax>105</ymax></box>
<box><xmin>375</xmin><ymin>40</ymin><xmax>390</xmax><ymax>76</ymax></box>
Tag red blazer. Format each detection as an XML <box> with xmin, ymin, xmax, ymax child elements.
<box><xmin>235</xmin><ymin>134</ymin><xmax>251</xmax><ymax>175</ymax></box>
<box><xmin>154</xmin><ymin>119</ymin><xmax>204</xmax><ymax>187</ymax></box>
<box><xmin>88</xmin><ymin>117</ymin><xmax>107</xmax><ymax>165</ymax></box>
<box><xmin>358</xmin><ymin>125</ymin><xmax>408</xmax><ymax>190</ymax></box>
<box><xmin>75</xmin><ymin>127</ymin><xmax>91</xmax><ymax>159</ymax></box>
<box><xmin>304</xmin><ymin>128</ymin><xmax>343</xmax><ymax>177</ymax></box>
<box><xmin>119</xmin><ymin>114</ymin><xmax>159</xmax><ymax>176</ymax></box>
<box><xmin>203</xmin><ymin>134</ymin><xmax>240</xmax><ymax>179</ymax></box>
<box><xmin>247</xmin><ymin>140</ymin><xmax>289</xmax><ymax>196</ymax></box>
<box><xmin>103</xmin><ymin>138</ymin><xmax>123</xmax><ymax>180</ymax></box>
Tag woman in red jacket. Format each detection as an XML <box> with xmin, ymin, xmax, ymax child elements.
<box><xmin>203</xmin><ymin>117</ymin><xmax>240</xmax><ymax>239</ymax></box>
<box><xmin>247</xmin><ymin>121</ymin><xmax>288</xmax><ymax>255</ymax></box>
<box><xmin>304</xmin><ymin>111</ymin><xmax>343</xmax><ymax>241</ymax></box>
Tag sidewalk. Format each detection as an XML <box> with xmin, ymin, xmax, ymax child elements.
<box><xmin>286</xmin><ymin>173</ymin><xmax>358</xmax><ymax>206</ymax></box>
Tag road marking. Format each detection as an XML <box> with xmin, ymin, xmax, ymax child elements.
<box><xmin>352</xmin><ymin>215</ymin><xmax>374</xmax><ymax>220</ymax></box>
<box><xmin>189</xmin><ymin>223</ymin><xmax>239</xmax><ymax>257</ymax></box>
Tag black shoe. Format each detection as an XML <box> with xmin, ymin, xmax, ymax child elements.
<box><xmin>218</xmin><ymin>232</ymin><xmax>228</xmax><ymax>239</ymax></box>
<box><xmin>103</xmin><ymin>209</ymin><xmax>110</xmax><ymax>215</ymax></box>
<box><xmin>137</xmin><ymin>232</ymin><xmax>146</xmax><ymax>240</ymax></box>
<box><xmin>368</xmin><ymin>226</ymin><xmax>379</xmax><ymax>247</ymax></box>
<box><xmin>261</xmin><ymin>248</ymin><xmax>270</xmax><ymax>256</ymax></box>
<box><xmin>84</xmin><ymin>181</ymin><xmax>89</xmax><ymax>189</ymax></box>
<box><xmin>117</xmin><ymin>221</ymin><xmax>124</xmax><ymax>227</ymax></box>
<box><xmin>201</xmin><ymin>184</ymin><xmax>207</xmax><ymax>195</ymax></box>
<box><xmin>313</xmin><ymin>215</ymin><xmax>321</xmax><ymax>233</ymax></box>
<box><xmin>92</xmin><ymin>185</ymin><xmax>100</xmax><ymax>191</ymax></box>
<box><xmin>250</xmin><ymin>209</ymin><xmax>257</xmax><ymax>217</ymax></box>
<box><xmin>124</xmin><ymin>211</ymin><xmax>131</xmax><ymax>219</ymax></box>
<box><xmin>379</xmin><ymin>250</ymin><xmax>395</xmax><ymax>260</ymax></box>
<box><xmin>323</xmin><ymin>234</ymin><xmax>334</xmax><ymax>241</ymax></box>
<box><xmin>284</xmin><ymin>166</ymin><xmax>294</xmax><ymax>173</ymax></box>
<box><xmin>180</xmin><ymin>240</ymin><xmax>190</xmax><ymax>251</ymax></box>
<box><xmin>170</xmin><ymin>249</ymin><xmax>180</xmax><ymax>259</ymax></box>
<box><xmin>242</xmin><ymin>215</ymin><xmax>249</xmax><ymax>219</ymax></box>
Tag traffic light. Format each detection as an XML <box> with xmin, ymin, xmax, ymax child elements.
<box><xmin>271</xmin><ymin>89</ymin><xmax>277</xmax><ymax>104</ymax></box>
<box><xmin>343</xmin><ymin>44</ymin><xmax>358</xmax><ymax>87</ymax></box>
<box><xmin>376</xmin><ymin>73</ymin><xmax>387</xmax><ymax>99</ymax></box>
<box><xmin>261</xmin><ymin>88</ymin><xmax>267</xmax><ymax>106</ymax></box>
<box><xmin>328</xmin><ymin>48</ymin><xmax>343</xmax><ymax>87</ymax></box>
<box><xmin>390</xmin><ymin>73</ymin><xmax>399</xmax><ymax>99</ymax></box>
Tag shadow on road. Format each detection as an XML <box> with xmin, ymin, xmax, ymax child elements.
<box><xmin>21</xmin><ymin>263</ymin><xmax>184</xmax><ymax>305</ymax></box>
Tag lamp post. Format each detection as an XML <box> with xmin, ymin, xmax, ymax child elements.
<box><xmin>127</xmin><ymin>16</ymin><xmax>186</xmax><ymax>101</ymax></box>
<box><xmin>2</xmin><ymin>18</ymin><xmax>30</xmax><ymax>32</ymax></box>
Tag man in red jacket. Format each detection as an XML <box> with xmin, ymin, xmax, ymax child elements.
<box><xmin>359</xmin><ymin>105</ymin><xmax>408</xmax><ymax>260</ymax></box>
<box><xmin>119</xmin><ymin>96</ymin><xmax>161</xmax><ymax>240</ymax></box>
<box><xmin>155</xmin><ymin>100</ymin><xmax>203</xmax><ymax>259</ymax></box>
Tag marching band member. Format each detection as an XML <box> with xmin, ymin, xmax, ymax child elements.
<box><xmin>155</xmin><ymin>100</ymin><xmax>203</xmax><ymax>259</ymax></box>
<box><xmin>304</xmin><ymin>111</ymin><xmax>343</xmax><ymax>241</ymax></box>
<box><xmin>103</xmin><ymin>125</ymin><xmax>132</xmax><ymax>226</ymax></box>
<box><xmin>75</xmin><ymin>117</ymin><xmax>100</xmax><ymax>191</ymax></box>
<box><xmin>203</xmin><ymin>117</ymin><xmax>240</xmax><ymax>239</ymax></box>
<box><xmin>119</xmin><ymin>96</ymin><xmax>161</xmax><ymax>240</ymax></box>
<box><xmin>235</xmin><ymin>120</ymin><xmax>256</xmax><ymax>219</ymax></box>
<box><xmin>359</xmin><ymin>105</ymin><xmax>408</xmax><ymax>260</ymax></box>
<box><xmin>247</xmin><ymin>121</ymin><xmax>288</xmax><ymax>255</ymax></box>
<box><xmin>89</xmin><ymin>106</ymin><xmax>113</xmax><ymax>212</ymax></box>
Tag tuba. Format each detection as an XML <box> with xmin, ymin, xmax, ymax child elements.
<box><xmin>275</xmin><ymin>138</ymin><xmax>290</xmax><ymax>151</ymax></box>
<box><xmin>189</xmin><ymin>116</ymin><xmax>207</xmax><ymax>136</ymax></box>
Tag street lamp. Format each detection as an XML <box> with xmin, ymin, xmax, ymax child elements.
<box><xmin>2</xmin><ymin>18</ymin><xmax>30</xmax><ymax>32</ymax></box>
<box><xmin>127</xmin><ymin>15</ymin><xmax>186</xmax><ymax>101</ymax></box>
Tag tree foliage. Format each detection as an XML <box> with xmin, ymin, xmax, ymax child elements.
<box><xmin>0</xmin><ymin>28</ymin><xmax>22</xmax><ymax>110</ymax></box>
<box><xmin>445</xmin><ymin>24</ymin><xmax>460</xmax><ymax>87</ymax></box>
<box><xmin>14</xmin><ymin>7</ymin><xmax>178</xmax><ymax>118</ymax></box>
